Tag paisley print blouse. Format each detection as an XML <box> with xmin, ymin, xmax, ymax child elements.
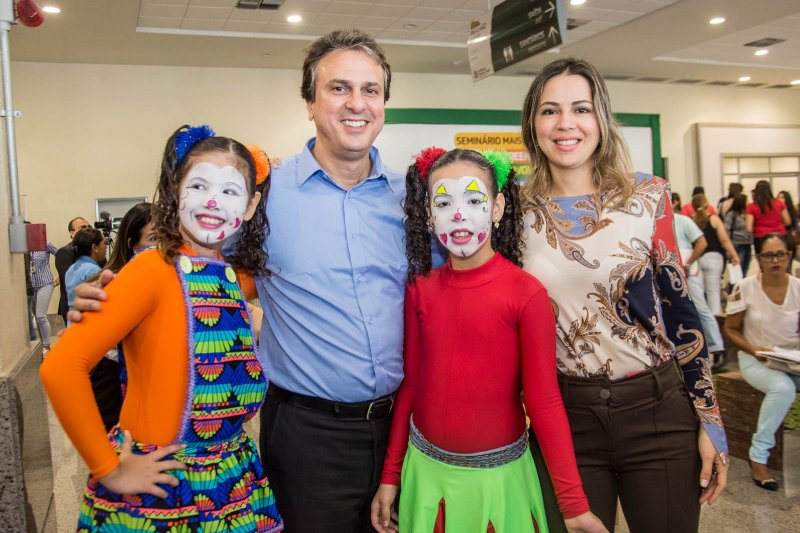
<box><xmin>523</xmin><ymin>173</ymin><xmax>728</xmax><ymax>458</ymax></box>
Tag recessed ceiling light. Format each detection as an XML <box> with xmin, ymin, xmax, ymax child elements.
<box><xmin>261</xmin><ymin>53</ymin><xmax>272</xmax><ymax>57</ymax></box>
<box><xmin>570</xmin><ymin>0</ymin><xmax>586</xmax><ymax>5</ymax></box>
<box><xmin>738</xmin><ymin>76</ymin><xmax>751</xmax><ymax>82</ymax></box>
<box><xmin>791</xmin><ymin>80</ymin><xmax>800</xmax><ymax>86</ymax></box>
<box><xmin>709</xmin><ymin>17</ymin><xmax>725</xmax><ymax>25</ymax></box>
<box><xmin>754</xmin><ymin>49</ymin><xmax>769</xmax><ymax>56</ymax></box>
<box><xmin>287</xmin><ymin>15</ymin><xmax>302</xmax><ymax>23</ymax></box>
<box><xmin>452</xmin><ymin>59</ymin><xmax>464</xmax><ymax>66</ymax></box>
<box><xmin>42</xmin><ymin>6</ymin><xmax>61</xmax><ymax>13</ymax></box>
<box><xmin>404</xmin><ymin>23</ymin><xmax>418</xmax><ymax>29</ymax></box>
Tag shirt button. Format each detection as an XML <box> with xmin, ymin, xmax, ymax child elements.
<box><xmin>358</xmin><ymin>275</ymin><xmax>365</xmax><ymax>282</ymax></box>
<box><xmin>368</xmin><ymin>318</ymin><xmax>374</xmax><ymax>325</ymax></box>
<box><xmin>352</xmin><ymin>233</ymin><xmax>359</xmax><ymax>239</ymax></box>
<box><xmin>599</xmin><ymin>388</ymin><xmax>611</xmax><ymax>400</ymax></box>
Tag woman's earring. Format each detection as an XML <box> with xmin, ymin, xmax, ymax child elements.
<box><xmin>494</xmin><ymin>220</ymin><xmax>500</xmax><ymax>229</ymax></box>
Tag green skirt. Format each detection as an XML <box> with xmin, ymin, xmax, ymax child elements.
<box><xmin>399</xmin><ymin>434</ymin><xmax>549</xmax><ymax>533</ymax></box>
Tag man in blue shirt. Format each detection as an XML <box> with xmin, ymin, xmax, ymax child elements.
<box><xmin>256</xmin><ymin>30</ymin><xmax>408</xmax><ymax>532</ymax></box>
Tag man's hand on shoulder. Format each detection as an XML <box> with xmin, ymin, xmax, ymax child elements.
<box><xmin>67</xmin><ymin>269</ymin><xmax>115</xmax><ymax>323</ymax></box>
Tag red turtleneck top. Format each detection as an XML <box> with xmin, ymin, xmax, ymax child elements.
<box><xmin>380</xmin><ymin>253</ymin><xmax>589</xmax><ymax>518</ymax></box>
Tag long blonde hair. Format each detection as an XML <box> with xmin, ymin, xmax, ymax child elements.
<box><xmin>520</xmin><ymin>58</ymin><xmax>634</xmax><ymax>208</ymax></box>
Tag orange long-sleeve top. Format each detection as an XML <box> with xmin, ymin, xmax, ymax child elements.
<box><xmin>39</xmin><ymin>246</ymin><xmax>256</xmax><ymax>479</ymax></box>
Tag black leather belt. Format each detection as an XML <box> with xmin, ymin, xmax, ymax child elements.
<box><xmin>267</xmin><ymin>384</ymin><xmax>395</xmax><ymax>421</ymax></box>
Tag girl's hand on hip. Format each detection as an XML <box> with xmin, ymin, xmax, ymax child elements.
<box><xmin>565</xmin><ymin>511</ymin><xmax>609</xmax><ymax>533</ymax></box>
<box><xmin>98</xmin><ymin>430</ymin><xmax>186</xmax><ymax>498</ymax></box>
<box><xmin>370</xmin><ymin>483</ymin><xmax>399</xmax><ymax>532</ymax></box>
<box><xmin>698</xmin><ymin>426</ymin><xmax>728</xmax><ymax>504</ymax></box>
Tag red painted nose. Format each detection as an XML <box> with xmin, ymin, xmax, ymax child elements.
<box><xmin>453</xmin><ymin>211</ymin><xmax>462</xmax><ymax>221</ymax></box>
<box><xmin>207</xmin><ymin>198</ymin><xmax>217</xmax><ymax>208</ymax></box>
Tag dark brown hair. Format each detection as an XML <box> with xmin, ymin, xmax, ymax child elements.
<box><xmin>300</xmin><ymin>29</ymin><xmax>391</xmax><ymax>103</ymax></box>
<box><xmin>753</xmin><ymin>180</ymin><xmax>775</xmax><ymax>215</ymax></box>
<box><xmin>152</xmin><ymin>125</ymin><xmax>270</xmax><ymax>276</ymax></box>
<box><xmin>404</xmin><ymin>149</ymin><xmax>523</xmax><ymax>282</ymax></box>
<box><xmin>72</xmin><ymin>228</ymin><xmax>103</xmax><ymax>257</ymax></box>
<box><xmin>104</xmin><ymin>202</ymin><xmax>153</xmax><ymax>274</ymax></box>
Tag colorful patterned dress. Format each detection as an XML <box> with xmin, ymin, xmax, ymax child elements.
<box><xmin>522</xmin><ymin>173</ymin><xmax>728</xmax><ymax>457</ymax></box>
<box><xmin>41</xmin><ymin>250</ymin><xmax>282</xmax><ymax>532</ymax></box>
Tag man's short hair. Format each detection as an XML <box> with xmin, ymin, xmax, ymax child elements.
<box><xmin>68</xmin><ymin>217</ymin><xmax>86</xmax><ymax>232</ymax></box>
<box><xmin>301</xmin><ymin>29</ymin><xmax>391</xmax><ymax>103</ymax></box>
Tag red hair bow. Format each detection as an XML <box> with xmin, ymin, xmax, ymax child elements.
<box><xmin>415</xmin><ymin>146</ymin><xmax>447</xmax><ymax>181</ymax></box>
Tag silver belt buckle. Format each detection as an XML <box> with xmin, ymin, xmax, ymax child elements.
<box><xmin>366</xmin><ymin>396</ymin><xmax>394</xmax><ymax>421</ymax></box>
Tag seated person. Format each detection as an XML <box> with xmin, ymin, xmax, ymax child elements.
<box><xmin>724</xmin><ymin>233</ymin><xmax>800</xmax><ymax>491</ymax></box>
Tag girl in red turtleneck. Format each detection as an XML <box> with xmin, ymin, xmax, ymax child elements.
<box><xmin>369</xmin><ymin>148</ymin><xmax>605</xmax><ymax>533</ymax></box>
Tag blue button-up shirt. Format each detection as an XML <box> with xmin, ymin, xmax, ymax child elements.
<box><xmin>257</xmin><ymin>139</ymin><xmax>409</xmax><ymax>402</ymax></box>
<box><xmin>65</xmin><ymin>255</ymin><xmax>101</xmax><ymax>310</ymax></box>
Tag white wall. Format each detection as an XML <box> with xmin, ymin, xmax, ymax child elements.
<box><xmin>0</xmin><ymin>81</ymin><xmax>33</xmax><ymax>375</ymax></box>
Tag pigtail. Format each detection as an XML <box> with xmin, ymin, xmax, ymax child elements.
<box><xmin>228</xmin><ymin>173</ymin><xmax>270</xmax><ymax>278</ymax></box>
<box><xmin>492</xmin><ymin>169</ymin><xmax>524</xmax><ymax>267</ymax></box>
<box><xmin>152</xmin><ymin>125</ymin><xmax>189</xmax><ymax>265</ymax></box>
<box><xmin>404</xmin><ymin>162</ymin><xmax>433</xmax><ymax>283</ymax></box>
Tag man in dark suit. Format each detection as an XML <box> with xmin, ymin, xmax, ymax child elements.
<box><xmin>55</xmin><ymin>217</ymin><xmax>90</xmax><ymax>322</ymax></box>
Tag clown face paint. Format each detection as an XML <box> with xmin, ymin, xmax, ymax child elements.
<box><xmin>430</xmin><ymin>173</ymin><xmax>494</xmax><ymax>259</ymax></box>
<box><xmin>178</xmin><ymin>158</ymin><xmax>250</xmax><ymax>251</ymax></box>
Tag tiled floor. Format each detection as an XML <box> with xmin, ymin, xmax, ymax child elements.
<box><xmin>29</xmin><ymin>315</ymin><xmax>800</xmax><ymax>532</ymax></box>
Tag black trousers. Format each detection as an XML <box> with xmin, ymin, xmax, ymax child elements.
<box><xmin>259</xmin><ymin>386</ymin><xmax>392</xmax><ymax>533</ymax></box>
<box><xmin>89</xmin><ymin>357</ymin><xmax>123</xmax><ymax>431</ymax></box>
<box><xmin>529</xmin><ymin>430</ymin><xmax>568</xmax><ymax>533</ymax></box>
<box><xmin>559</xmin><ymin>361</ymin><xmax>701</xmax><ymax>533</ymax></box>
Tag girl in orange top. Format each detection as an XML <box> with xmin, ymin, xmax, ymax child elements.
<box><xmin>40</xmin><ymin>125</ymin><xmax>283</xmax><ymax>532</ymax></box>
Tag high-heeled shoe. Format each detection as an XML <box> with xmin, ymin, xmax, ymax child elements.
<box><xmin>749</xmin><ymin>459</ymin><xmax>778</xmax><ymax>491</ymax></box>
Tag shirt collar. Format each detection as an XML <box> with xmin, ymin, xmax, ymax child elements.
<box><xmin>296</xmin><ymin>138</ymin><xmax>393</xmax><ymax>193</ymax></box>
<box><xmin>77</xmin><ymin>255</ymin><xmax>99</xmax><ymax>267</ymax></box>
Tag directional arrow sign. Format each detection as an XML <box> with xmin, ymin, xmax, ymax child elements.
<box><xmin>468</xmin><ymin>0</ymin><xmax>567</xmax><ymax>82</ymax></box>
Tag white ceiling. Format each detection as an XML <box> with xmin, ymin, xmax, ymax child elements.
<box><xmin>9</xmin><ymin>0</ymin><xmax>800</xmax><ymax>88</ymax></box>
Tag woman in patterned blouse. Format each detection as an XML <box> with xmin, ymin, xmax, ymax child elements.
<box><xmin>517</xmin><ymin>58</ymin><xmax>729</xmax><ymax>533</ymax></box>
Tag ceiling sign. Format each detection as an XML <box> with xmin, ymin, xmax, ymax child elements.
<box><xmin>468</xmin><ymin>0</ymin><xmax>567</xmax><ymax>82</ymax></box>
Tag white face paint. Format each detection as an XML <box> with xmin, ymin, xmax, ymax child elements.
<box><xmin>430</xmin><ymin>175</ymin><xmax>493</xmax><ymax>259</ymax></box>
<box><xmin>178</xmin><ymin>160</ymin><xmax>249</xmax><ymax>249</ymax></box>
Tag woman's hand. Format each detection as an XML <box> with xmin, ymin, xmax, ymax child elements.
<box><xmin>751</xmin><ymin>345</ymin><xmax>772</xmax><ymax>362</ymax></box>
<box><xmin>98</xmin><ymin>430</ymin><xmax>186</xmax><ymax>498</ymax></box>
<box><xmin>697</xmin><ymin>426</ymin><xmax>727</xmax><ymax>504</ymax></box>
<box><xmin>565</xmin><ymin>511</ymin><xmax>609</xmax><ymax>533</ymax></box>
<box><xmin>370</xmin><ymin>483</ymin><xmax>399</xmax><ymax>532</ymax></box>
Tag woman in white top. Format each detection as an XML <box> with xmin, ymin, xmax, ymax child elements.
<box><xmin>724</xmin><ymin>233</ymin><xmax>800</xmax><ymax>491</ymax></box>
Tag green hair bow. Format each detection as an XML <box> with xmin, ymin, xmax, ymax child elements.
<box><xmin>480</xmin><ymin>150</ymin><xmax>513</xmax><ymax>190</ymax></box>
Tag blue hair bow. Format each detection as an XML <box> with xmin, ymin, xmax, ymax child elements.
<box><xmin>175</xmin><ymin>125</ymin><xmax>215</xmax><ymax>163</ymax></box>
